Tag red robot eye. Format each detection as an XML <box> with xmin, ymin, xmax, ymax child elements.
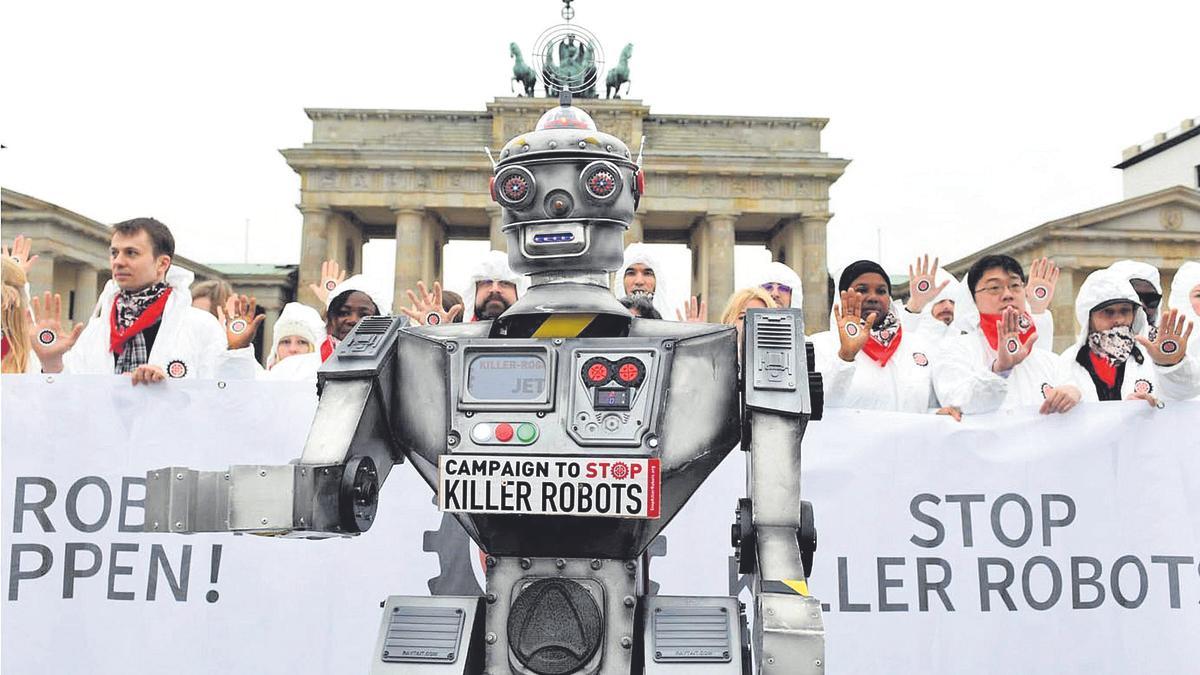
<box><xmin>586</xmin><ymin>170</ymin><xmax>616</xmax><ymax>197</ymax></box>
<box><xmin>503</xmin><ymin>174</ymin><xmax>529</xmax><ymax>201</ymax></box>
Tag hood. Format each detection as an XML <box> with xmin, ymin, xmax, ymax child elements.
<box><xmin>1107</xmin><ymin>260</ymin><xmax>1162</xmax><ymax>295</ymax></box>
<box><xmin>1071</xmin><ymin>268</ymin><xmax>1147</xmax><ymax>347</ymax></box>
<box><xmin>1168</xmin><ymin>260</ymin><xmax>1200</xmax><ymax>325</ymax></box>
<box><xmin>465</xmin><ymin>250</ymin><xmax>526</xmax><ymax>320</ymax></box>
<box><xmin>613</xmin><ymin>243</ymin><xmax>670</xmax><ymax>316</ymax></box>
<box><xmin>327</xmin><ymin>274</ymin><xmax>393</xmax><ymax>315</ymax></box>
<box><xmin>749</xmin><ymin>261</ymin><xmax>803</xmax><ymax>309</ymax></box>
<box><xmin>268</xmin><ymin>302</ymin><xmax>327</xmax><ymax>367</ymax></box>
<box><xmin>914</xmin><ymin>267</ymin><xmax>967</xmax><ymax>328</ymax></box>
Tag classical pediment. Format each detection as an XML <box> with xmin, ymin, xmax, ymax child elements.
<box><xmin>1047</xmin><ymin>185</ymin><xmax>1200</xmax><ymax>235</ymax></box>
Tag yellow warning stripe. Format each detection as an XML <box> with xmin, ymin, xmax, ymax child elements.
<box><xmin>531</xmin><ymin>314</ymin><xmax>597</xmax><ymax>339</ymax></box>
<box><xmin>781</xmin><ymin>578</ymin><xmax>810</xmax><ymax>596</ymax></box>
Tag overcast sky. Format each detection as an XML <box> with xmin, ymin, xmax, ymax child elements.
<box><xmin>3</xmin><ymin>0</ymin><xmax>1197</xmax><ymax>311</ymax></box>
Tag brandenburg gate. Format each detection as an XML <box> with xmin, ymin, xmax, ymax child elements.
<box><xmin>283</xmin><ymin>97</ymin><xmax>849</xmax><ymax>326</ymax></box>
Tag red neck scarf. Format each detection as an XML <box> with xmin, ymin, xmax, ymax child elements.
<box><xmin>109</xmin><ymin>289</ymin><xmax>172</xmax><ymax>354</ymax></box>
<box><xmin>978</xmin><ymin>311</ymin><xmax>1037</xmax><ymax>352</ymax></box>
<box><xmin>861</xmin><ymin>324</ymin><xmax>903</xmax><ymax>367</ymax></box>
<box><xmin>1088</xmin><ymin>352</ymin><xmax>1118</xmax><ymax>388</ymax></box>
<box><xmin>1</xmin><ymin>334</ymin><xmax>9</xmax><ymax>360</ymax></box>
<box><xmin>320</xmin><ymin>335</ymin><xmax>337</xmax><ymax>362</ymax></box>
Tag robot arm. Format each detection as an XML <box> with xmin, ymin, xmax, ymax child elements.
<box><xmin>732</xmin><ymin>307</ymin><xmax>826</xmax><ymax>673</ymax></box>
<box><xmin>144</xmin><ymin>316</ymin><xmax>409</xmax><ymax>537</ymax></box>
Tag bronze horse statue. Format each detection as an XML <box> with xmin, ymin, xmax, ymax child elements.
<box><xmin>605</xmin><ymin>43</ymin><xmax>633</xmax><ymax>99</ymax></box>
<box><xmin>510</xmin><ymin>42</ymin><xmax>536</xmax><ymax>97</ymax></box>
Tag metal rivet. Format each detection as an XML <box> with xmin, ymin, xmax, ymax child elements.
<box><xmin>486</xmin><ymin>592</ymin><xmax>497</xmax><ymax>603</ymax></box>
<box><xmin>656</xmin><ymin>651</ymin><xmax>662</xmax><ymax>658</ymax></box>
<box><xmin>486</xmin><ymin>632</ymin><xmax>497</xmax><ymax>644</ymax></box>
<box><xmin>175</xmin><ymin>473</ymin><xmax>184</xmax><ymax>480</ymax></box>
<box><xmin>446</xmin><ymin>342</ymin><xmax>457</xmax><ymax>353</ymax></box>
<box><xmin>486</xmin><ymin>556</ymin><xmax>497</xmax><ymax>568</ymax></box>
<box><xmin>448</xmin><ymin>434</ymin><xmax>459</xmax><ymax>446</ymax></box>
<box><xmin>217</xmin><ymin>381</ymin><xmax>227</xmax><ymax>389</ymax></box>
<box><xmin>578</xmin><ymin>141</ymin><xmax>587</xmax><ymax>149</ymax></box>
<box><xmin>648</xmin><ymin>437</ymin><xmax>659</xmax><ymax>448</ymax></box>
<box><xmin>520</xmin><ymin>558</ymin><xmax>531</xmax><ymax>570</ymax></box>
<box><xmin>620</xmin><ymin>636</ymin><xmax>632</xmax><ymax>648</ymax></box>
<box><xmin>259</xmin><ymin>470</ymin><xmax>267</xmax><ymax>477</ymax></box>
<box><xmin>815</xmin><ymin>659</ymin><xmax>823</xmax><ymax>667</ymax></box>
<box><xmin>553</xmin><ymin>338</ymin><xmax>563</xmax><ymax>345</ymax></box>
<box><xmin>590</xmin><ymin>559</ymin><xmax>602</xmax><ymax>570</ymax></box>
<box><xmin>393</xmin><ymin>606</ymin><xmax>400</xmax><ymax>613</ymax></box>
<box><xmin>606</xmin><ymin>144</ymin><xmax>613</xmax><ymax>152</ymax></box>
<box><xmin>623</xmin><ymin>596</ymin><xmax>635</xmax><ymax>607</ymax></box>
<box><xmin>174</xmin><ymin>521</ymin><xmax>183</xmax><ymax>529</ymax></box>
<box><xmin>723</xmin><ymin>651</ymin><xmax>730</xmax><ymax>658</ymax></box>
<box><xmin>152</xmin><ymin>522</ymin><xmax>160</xmax><ymax>530</ymax></box>
<box><xmin>521</xmin><ymin>145</ymin><xmax>529</xmax><ymax>152</ymax></box>
<box><xmin>768</xmin><ymin>657</ymin><xmax>776</xmax><ymax>664</ymax></box>
<box><xmin>549</xmin><ymin>141</ymin><xmax>558</xmax><ymax>149</ymax></box>
<box><xmin>260</xmin><ymin>518</ymin><xmax>268</xmax><ymax>525</ymax></box>
<box><xmin>625</xmin><ymin>561</ymin><xmax>637</xmax><ymax>571</ymax></box>
<box><xmin>555</xmin><ymin>559</ymin><xmax>566</xmax><ymax>569</ymax></box>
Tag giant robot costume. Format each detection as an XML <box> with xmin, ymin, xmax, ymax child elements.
<box><xmin>146</xmin><ymin>95</ymin><xmax>826</xmax><ymax>675</ymax></box>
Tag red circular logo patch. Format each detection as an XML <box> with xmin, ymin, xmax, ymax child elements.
<box><xmin>1161</xmin><ymin>340</ymin><xmax>1178</xmax><ymax>355</ymax></box>
<box><xmin>912</xmin><ymin>352</ymin><xmax>928</xmax><ymax>367</ymax></box>
<box><xmin>425</xmin><ymin>312</ymin><xmax>441</xmax><ymax>326</ymax></box>
<box><xmin>325</xmin><ymin>280</ymin><xmax>337</xmax><ymax>291</ymax></box>
<box><xmin>1006</xmin><ymin>338</ymin><xmax>1020</xmax><ymax>355</ymax></box>
<box><xmin>845</xmin><ymin>322</ymin><xmax>860</xmax><ymax>338</ymax></box>
<box><xmin>1018</xmin><ymin>315</ymin><xmax>1032</xmax><ymax>331</ymax></box>
<box><xmin>37</xmin><ymin>329</ymin><xmax>56</xmax><ymax>346</ymax></box>
<box><xmin>611</xmin><ymin>462</ymin><xmax>629</xmax><ymax>480</ymax></box>
<box><xmin>166</xmin><ymin>360</ymin><xmax>188</xmax><ymax>379</ymax></box>
<box><xmin>1134</xmin><ymin>379</ymin><xmax>1153</xmax><ymax>396</ymax></box>
<box><xmin>229</xmin><ymin>319</ymin><xmax>247</xmax><ymax>334</ymax></box>
<box><xmin>1033</xmin><ymin>285</ymin><xmax>1049</xmax><ymax>300</ymax></box>
<box><xmin>916</xmin><ymin>279</ymin><xmax>931</xmax><ymax>293</ymax></box>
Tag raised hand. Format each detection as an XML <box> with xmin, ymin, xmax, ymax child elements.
<box><xmin>3</xmin><ymin>234</ymin><xmax>39</xmax><ymax>274</ymax></box>
<box><xmin>29</xmin><ymin>292</ymin><xmax>84</xmax><ymax>369</ymax></box>
<box><xmin>1136</xmin><ymin>308</ymin><xmax>1192</xmax><ymax>366</ymax></box>
<box><xmin>217</xmin><ymin>294</ymin><xmax>265</xmax><ymax>350</ymax></box>
<box><xmin>1039</xmin><ymin>385</ymin><xmax>1081</xmax><ymax>415</ymax></box>
<box><xmin>991</xmin><ymin>306</ymin><xmax>1038</xmax><ymax>373</ymax></box>
<box><xmin>834</xmin><ymin>289</ymin><xmax>877</xmax><ymax>362</ymax></box>
<box><xmin>308</xmin><ymin>259</ymin><xmax>346</xmax><ymax>305</ymax></box>
<box><xmin>675</xmin><ymin>296</ymin><xmax>708</xmax><ymax>323</ymax></box>
<box><xmin>905</xmin><ymin>254</ymin><xmax>949</xmax><ymax>313</ymax></box>
<box><xmin>1025</xmin><ymin>257</ymin><xmax>1059</xmax><ymax>314</ymax></box>
<box><xmin>401</xmin><ymin>281</ymin><xmax>462</xmax><ymax>326</ymax></box>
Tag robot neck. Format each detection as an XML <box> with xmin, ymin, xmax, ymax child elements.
<box><xmin>528</xmin><ymin>270</ymin><xmax>609</xmax><ymax>289</ymax></box>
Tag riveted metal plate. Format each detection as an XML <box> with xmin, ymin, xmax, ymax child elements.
<box><xmin>652</xmin><ymin>605</ymin><xmax>732</xmax><ymax>663</ymax></box>
<box><xmin>381</xmin><ymin>605</ymin><xmax>465</xmax><ymax>663</ymax></box>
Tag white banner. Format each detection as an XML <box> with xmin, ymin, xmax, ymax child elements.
<box><xmin>2</xmin><ymin>376</ymin><xmax>1198</xmax><ymax>673</ymax></box>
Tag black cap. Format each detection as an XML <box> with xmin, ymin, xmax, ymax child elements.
<box><xmin>838</xmin><ymin>260</ymin><xmax>890</xmax><ymax>293</ymax></box>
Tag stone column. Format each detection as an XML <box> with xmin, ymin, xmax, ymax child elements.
<box><xmin>393</xmin><ymin>207</ymin><xmax>426</xmax><ymax>315</ymax></box>
<box><xmin>73</xmin><ymin>265</ymin><xmax>101</xmax><ymax>321</ymax></box>
<box><xmin>297</xmin><ymin>205</ymin><xmax>331</xmax><ymax>309</ymax></box>
<box><xmin>1050</xmin><ymin>266</ymin><xmax>1078</xmax><ymax>352</ymax></box>
<box><xmin>799</xmin><ymin>215</ymin><xmax>830</xmax><ymax>333</ymax></box>
<box><xmin>689</xmin><ymin>212</ymin><xmax>736</xmax><ymax>322</ymax></box>
<box><xmin>486</xmin><ymin>206</ymin><xmax>507</xmax><ymax>252</ymax></box>
<box><xmin>624</xmin><ymin>214</ymin><xmax>645</xmax><ymax>248</ymax></box>
<box><xmin>420</xmin><ymin>212</ymin><xmax>446</xmax><ymax>286</ymax></box>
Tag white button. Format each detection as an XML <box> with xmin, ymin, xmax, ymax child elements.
<box><xmin>471</xmin><ymin>424</ymin><xmax>494</xmax><ymax>443</ymax></box>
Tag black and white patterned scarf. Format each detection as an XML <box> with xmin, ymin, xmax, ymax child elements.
<box><xmin>113</xmin><ymin>282</ymin><xmax>169</xmax><ymax>374</ymax></box>
<box><xmin>1087</xmin><ymin>326</ymin><xmax>1136</xmax><ymax>364</ymax></box>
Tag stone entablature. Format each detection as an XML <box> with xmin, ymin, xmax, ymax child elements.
<box><xmin>284</xmin><ymin>97</ymin><xmax>850</xmax><ymax>326</ymax></box>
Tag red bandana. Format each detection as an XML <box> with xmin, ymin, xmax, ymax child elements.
<box><xmin>978</xmin><ymin>311</ymin><xmax>1037</xmax><ymax>352</ymax></box>
<box><xmin>109</xmin><ymin>289</ymin><xmax>172</xmax><ymax>354</ymax></box>
<box><xmin>1088</xmin><ymin>352</ymin><xmax>1118</xmax><ymax>388</ymax></box>
<box><xmin>861</xmin><ymin>325</ymin><xmax>903</xmax><ymax>367</ymax></box>
<box><xmin>320</xmin><ymin>336</ymin><xmax>337</xmax><ymax>362</ymax></box>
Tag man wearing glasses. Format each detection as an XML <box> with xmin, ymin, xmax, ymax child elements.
<box><xmin>753</xmin><ymin>261</ymin><xmax>804</xmax><ymax>310</ymax></box>
<box><xmin>932</xmin><ymin>255</ymin><xmax>1082</xmax><ymax>416</ymax></box>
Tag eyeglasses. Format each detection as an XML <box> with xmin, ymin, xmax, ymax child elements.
<box><xmin>760</xmin><ymin>282</ymin><xmax>793</xmax><ymax>294</ymax></box>
<box><xmin>974</xmin><ymin>281</ymin><xmax>1025</xmax><ymax>296</ymax></box>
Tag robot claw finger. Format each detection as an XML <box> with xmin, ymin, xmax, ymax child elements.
<box><xmin>145</xmin><ymin>92</ymin><xmax>825</xmax><ymax>674</ymax></box>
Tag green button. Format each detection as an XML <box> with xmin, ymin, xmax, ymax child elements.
<box><xmin>516</xmin><ymin>423</ymin><xmax>538</xmax><ymax>443</ymax></box>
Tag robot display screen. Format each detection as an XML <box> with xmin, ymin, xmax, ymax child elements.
<box><xmin>466</xmin><ymin>354</ymin><xmax>548</xmax><ymax>401</ymax></box>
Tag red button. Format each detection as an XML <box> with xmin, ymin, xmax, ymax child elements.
<box><xmin>618</xmin><ymin>363</ymin><xmax>640</xmax><ymax>383</ymax></box>
<box><xmin>587</xmin><ymin>363</ymin><xmax>609</xmax><ymax>382</ymax></box>
<box><xmin>495</xmin><ymin>423</ymin><xmax>514</xmax><ymax>442</ymax></box>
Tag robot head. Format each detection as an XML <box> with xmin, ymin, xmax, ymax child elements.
<box><xmin>491</xmin><ymin>102</ymin><xmax>641</xmax><ymax>276</ymax></box>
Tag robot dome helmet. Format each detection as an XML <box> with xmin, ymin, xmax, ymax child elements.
<box><xmin>535</xmin><ymin>104</ymin><xmax>597</xmax><ymax>131</ymax></box>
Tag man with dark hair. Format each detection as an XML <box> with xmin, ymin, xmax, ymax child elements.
<box><xmin>36</xmin><ymin>218</ymin><xmax>256</xmax><ymax>383</ymax></box>
<box><xmin>932</xmin><ymin>254</ymin><xmax>1080</xmax><ymax>415</ymax></box>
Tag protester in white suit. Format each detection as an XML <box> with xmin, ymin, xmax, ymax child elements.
<box><xmin>1107</xmin><ymin>259</ymin><xmax>1163</xmax><ymax>338</ymax></box>
<box><xmin>259</xmin><ymin>302</ymin><xmax>326</xmax><ymax>382</ymax></box>
<box><xmin>932</xmin><ymin>254</ymin><xmax>1080</xmax><ymax>415</ymax></box>
<box><xmin>614</xmin><ymin>244</ymin><xmax>671</xmax><ymax>319</ymax></box>
<box><xmin>1058</xmin><ymin>268</ymin><xmax>1198</xmax><ymax>406</ymax></box>
<box><xmin>38</xmin><ymin>218</ymin><xmax>255</xmax><ymax>383</ymax></box>
<box><xmin>809</xmin><ymin>260</ymin><xmax>942</xmax><ymax>413</ymax></box>
<box><xmin>750</xmin><ymin>261</ymin><xmax>804</xmax><ymax>310</ymax></box>
<box><xmin>320</xmin><ymin>274</ymin><xmax>391</xmax><ymax>361</ymax></box>
<box><xmin>1167</xmin><ymin>261</ymin><xmax>1200</xmax><ymax>354</ymax></box>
